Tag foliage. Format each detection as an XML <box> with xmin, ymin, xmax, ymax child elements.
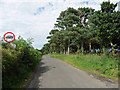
<box><xmin>49</xmin><ymin>54</ymin><xmax>119</xmax><ymax>79</ymax></box>
<box><xmin>41</xmin><ymin>1</ymin><xmax>120</xmax><ymax>56</ymax></box>
<box><xmin>2</xmin><ymin>36</ymin><xmax>42</xmax><ymax>88</ymax></box>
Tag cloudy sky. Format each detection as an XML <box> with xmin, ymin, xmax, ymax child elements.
<box><xmin>0</xmin><ymin>0</ymin><xmax>119</xmax><ymax>49</ymax></box>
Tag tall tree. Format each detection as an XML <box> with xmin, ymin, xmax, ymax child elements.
<box><xmin>90</xmin><ymin>1</ymin><xmax>119</xmax><ymax>49</ymax></box>
<box><xmin>77</xmin><ymin>7</ymin><xmax>95</xmax><ymax>53</ymax></box>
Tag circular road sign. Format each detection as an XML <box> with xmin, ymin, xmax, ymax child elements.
<box><xmin>4</xmin><ymin>32</ymin><xmax>15</xmax><ymax>43</ymax></box>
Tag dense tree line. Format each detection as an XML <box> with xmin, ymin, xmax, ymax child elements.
<box><xmin>41</xmin><ymin>1</ymin><xmax>120</xmax><ymax>55</ymax></box>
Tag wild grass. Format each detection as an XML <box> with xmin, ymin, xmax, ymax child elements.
<box><xmin>49</xmin><ymin>53</ymin><xmax>119</xmax><ymax>80</ymax></box>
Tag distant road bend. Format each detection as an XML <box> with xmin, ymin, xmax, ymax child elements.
<box><xmin>27</xmin><ymin>55</ymin><xmax>118</xmax><ymax>88</ymax></box>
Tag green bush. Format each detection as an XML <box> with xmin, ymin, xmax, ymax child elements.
<box><xmin>2</xmin><ymin>37</ymin><xmax>42</xmax><ymax>88</ymax></box>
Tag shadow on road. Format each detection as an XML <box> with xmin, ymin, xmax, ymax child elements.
<box><xmin>39</xmin><ymin>62</ymin><xmax>50</xmax><ymax>74</ymax></box>
<box><xmin>25</xmin><ymin>59</ymin><xmax>52</xmax><ymax>88</ymax></box>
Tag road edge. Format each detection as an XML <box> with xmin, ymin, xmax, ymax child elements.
<box><xmin>48</xmin><ymin>55</ymin><xmax>118</xmax><ymax>88</ymax></box>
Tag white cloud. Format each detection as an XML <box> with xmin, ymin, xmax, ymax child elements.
<box><xmin>0</xmin><ymin>0</ymin><xmax>119</xmax><ymax>49</ymax></box>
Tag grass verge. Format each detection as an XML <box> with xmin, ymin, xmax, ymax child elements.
<box><xmin>49</xmin><ymin>53</ymin><xmax>119</xmax><ymax>80</ymax></box>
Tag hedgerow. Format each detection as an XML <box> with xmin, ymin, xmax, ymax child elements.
<box><xmin>2</xmin><ymin>36</ymin><xmax>42</xmax><ymax>88</ymax></box>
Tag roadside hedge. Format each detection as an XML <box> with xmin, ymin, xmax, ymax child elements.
<box><xmin>2</xmin><ymin>36</ymin><xmax>42</xmax><ymax>88</ymax></box>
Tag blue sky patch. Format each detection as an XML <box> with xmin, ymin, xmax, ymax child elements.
<box><xmin>48</xmin><ymin>2</ymin><xmax>53</xmax><ymax>7</ymax></box>
<box><xmin>34</xmin><ymin>7</ymin><xmax>45</xmax><ymax>15</ymax></box>
<box><xmin>38</xmin><ymin>7</ymin><xmax>45</xmax><ymax>12</ymax></box>
<box><xmin>81</xmin><ymin>1</ymin><xmax>89</xmax><ymax>5</ymax></box>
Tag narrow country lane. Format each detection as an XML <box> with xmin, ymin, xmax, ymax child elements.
<box><xmin>27</xmin><ymin>55</ymin><xmax>118</xmax><ymax>88</ymax></box>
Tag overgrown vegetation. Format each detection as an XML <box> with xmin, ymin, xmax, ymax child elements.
<box><xmin>2</xmin><ymin>36</ymin><xmax>42</xmax><ymax>88</ymax></box>
<box><xmin>49</xmin><ymin>54</ymin><xmax>119</xmax><ymax>79</ymax></box>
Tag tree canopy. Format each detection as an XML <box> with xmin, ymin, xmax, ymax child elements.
<box><xmin>41</xmin><ymin>1</ymin><xmax>120</xmax><ymax>55</ymax></box>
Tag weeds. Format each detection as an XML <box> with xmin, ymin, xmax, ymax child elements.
<box><xmin>49</xmin><ymin>53</ymin><xmax>119</xmax><ymax>79</ymax></box>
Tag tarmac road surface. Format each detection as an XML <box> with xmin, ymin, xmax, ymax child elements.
<box><xmin>27</xmin><ymin>55</ymin><xmax>118</xmax><ymax>88</ymax></box>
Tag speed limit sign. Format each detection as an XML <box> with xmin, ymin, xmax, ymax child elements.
<box><xmin>4</xmin><ymin>32</ymin><xmax>15</xmax><ymax>43</ymax></box>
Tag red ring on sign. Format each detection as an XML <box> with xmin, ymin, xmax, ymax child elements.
<box><xmin>4</xmin><ymin>32</ymin><xmax>15</xmax><ymax>43</ymax></box>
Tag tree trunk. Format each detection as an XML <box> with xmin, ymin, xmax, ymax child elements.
<box><xmin>81</xmin><ymin>18</ymin><xmax>85</xmax><ymax>27</ymax></box>
<box><xmin>77</xmin><ymin>45</ymin><xmax>80</xmax><ymax>54</ymax></box>
<box><xmin>64</xmin><ymin>48</ymin><xmax>65</xmax><ymax>54</ymax></box>
<box><xmin>89</xmin><ymin>40</ymin><xmax>91</xmax><ymax>52</ymax></box>
<box><xmin>60</xmin><ymin>50</ymin><xmax>62</xmax><ymax>54</ymax></box>
<box><xmin>66</xmin><ymin>51</ymin><xmax>67</xmax><ymax>55</ymax></box>
<box><xmin>67</xmin><ymin>44</ymin><xmax>70</xmax><ymax>55</ymax></box>
<box><xmin>81</xmin><ymin>41</ymin><xmax>84</xmax><ymax>55</ymax></box>
<box><xmin>67</xmin><ymin>39</ymin><xmax>70</xmax><ymax>55</ymax></box>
